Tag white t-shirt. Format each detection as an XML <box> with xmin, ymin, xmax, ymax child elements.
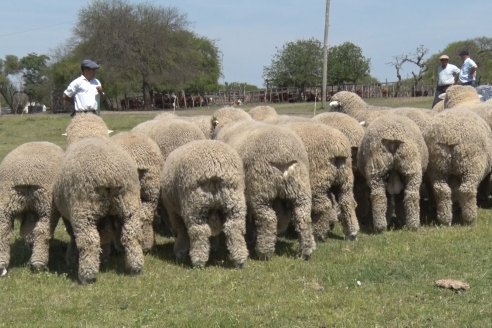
<box><xmin>64</xmin><ymin>75</ymin><xmax>102</xmax><ymax>111</ymax></box>
<box><xmin>437</xmin><ymin>63</ymin><xmax>460</xmax><ymax>86</ymax></box>
<box><xmin>459</xmin><ymin>58</ymin><xmax>478</xmax><ymax>84</ymax></box>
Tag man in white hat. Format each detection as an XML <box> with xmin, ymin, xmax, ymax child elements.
<box><xmin>432</xmin><ymin>54</ymin><xmax>460</xmax><ymax>107</ymax></box>
<box><xmin>63</xmin><ymin>59</ymin><xmax>106</xmax><ymax>116</ymax></box>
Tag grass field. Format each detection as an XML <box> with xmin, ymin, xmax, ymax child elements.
<box><xmin>0</xmin><ymin>97</ymin><xmax>491</xmax><ymax>327</ymax></box>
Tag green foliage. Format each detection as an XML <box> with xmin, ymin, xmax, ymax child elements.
<box><xmin>19</xmin><ymin>53</ymin><xmax>50</xmax><ymax>104</ymax></box>
<box><xmin>69</xmin><ymin>0</ymin><xmax>221</xmax><ymax>105</ymax></box>
<box><xmin>263</xmin><ymin>38</ymin><xmax>323</xmax><ymax>90</ymax></box>
<box><xmin>327</xmin><ymin>42</ymin><xmax>371</xmax><ymax>84</ymax></box>
<box><xmin>264</xmin><ymin>39</ymin><xmax>372</xmax><ymax>90</ymax></box>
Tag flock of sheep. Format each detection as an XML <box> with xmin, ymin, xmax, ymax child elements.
<box><xmin>0</xmin><ymin>85</ymin><xmax>490</xmax><ymax>284</ymax></box>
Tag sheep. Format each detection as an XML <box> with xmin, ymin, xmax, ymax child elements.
<box><xmin>312</xmin><ymin>112</ymin><xmax>370</xmax><ymax>228</ymax></box>
<box><xmin>329</xmin><ymin>91</ymin><xmax>435</xmax><ymax>130</ymax></box>
<box><xmin>55</xmin><ymin>115</ymin><xmax>144</xmax><ymax>284</ymax></box>
<box><xmin>111</xmin><ymin>131</ymin><xmax>165</xmax><ymax>253</ymax></box>
<box><xmin>329</xmin><ymin>91</ymin><xmax>384</xmax><ymax>126</ymax></box>
<box><xmin>357</xmin><ymin>114</ymin><xmax>428</xmax><ymax>233</ymax></box>
<box><xmin>281</xmin><ymin>121</ymin><xmax>359</xmax><ymax>241</ymax></box>
<box><xmin>161</xmin><ymin>139</ymin><xmax>248</xmax><ymax>268</ymax></box>
<box><xmin>153</xmin><ymin>112</ymin><xmax>213</xmax><ymax>138</ymax></box>
<box><xmin>424</xmin><ymin>109</ymin><xmax>492</xmax><ymax>225</ymax></box>
<box><xmin>0</xmin><ymin>142</ymin><xmax>64</xmax><ymax>275</ymax></box>
<box><xmin>65</xmin><ymin>112</ymin><xmax>111</xmax><ymax>144</ymax></box>
<box><xmin>248</xmin><ymin>105</ymin><xmax>279</xmax><ymax>122</ymax></box>
<box><xmin>211</xmin><ymin>107</ymin><xmax>315</xmax><ymax>260</ymax></box>
<box><xmin>442</xmin><ymin>85</ymin><xmax>492</xmax><ymax>130</ymax></box>
<box><xmin>132</xmin><ymin>118</ymin><xmax>206</xmax><ymax>159</ymax></box>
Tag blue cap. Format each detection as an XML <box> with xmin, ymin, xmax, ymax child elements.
<box><xmin>81</xmin><ymin>59</ymin><xmax>100</xmax><ymax>69</ymax></box>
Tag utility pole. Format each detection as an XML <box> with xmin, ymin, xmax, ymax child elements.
<box><xmin>321</xmin><ymin>0</ymin><xmax>331</xmax><ymax>110</ymax></box>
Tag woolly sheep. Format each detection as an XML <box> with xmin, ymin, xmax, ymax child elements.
<box><xmin>161</xmin><ymin>139</ymin><xmax>248</xmax><ymax>268</ymax></box>
<box><xmin>424</xmin><ymin>109</ymin><xmax>492</xmax><ymax>225</ymax></box>
<box><xmin>312</xmin><ymin>112</ymin><xmax>370</xmax><ymax>227</ymax></box>
<box><xmin>282</xmin><ymin>121</ymin><xmax>359</xmax><ymax>241</ymax></box>
<box><xmin>154</xmin><ymin>112</ymin><xmax>212</xmax><ymax>138</ymax></box>
<box><xmin>132</xmin><ymin>118</ymin><xmax>206</xmax><ymax>159</ymax></box>
<box><xmin>65</xmin><ymin>112</ymin><xmax>111</xmax><ymax>144</ymax></box>
<box><xmin>111</xmin><ymin>131</ymin><xmax>165</xmax><ymax>252</ymax></box>
<box><xmin>248</xmin><ymin>105</ymin><xmax>279</xmax><ymax>122</ymax></box>
<box><xmin>358</xmin><ymin>114</ymin><xmax>428</xmax><ymax>233</ymax></box>
<box><xmin>329</xmin><ymin>91</ymin><xmax>434</xmax><ymax>130</ymax></box>
<box><xmin>211</xmin><ymin>107</ymin><xmax>316</xmax><ymax>260</ymax></box>
<box><xmin>0</xmin><ymin>142</ymin><xmax>64</xmax><ymax>275</ymax></box>
<box><xmin>55</xmin><ymin>115</ymin><xmax>144</xmax><ymax>284</ymax></box>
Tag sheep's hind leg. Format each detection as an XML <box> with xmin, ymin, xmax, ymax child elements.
<box><xmin>187</xmin><ymin>223</ymin><xmax>212</xmax><ymax>268</ymax></box>
<box><xmin>292</xmin><ymin>196</ymin><xmax>316</xmax><ymax>260</ymax></box>
<box><xmin>29</xmin><ymin>214</ymin><xmax>51</xmax><ymax>272</ymax></box>
<box><xmin>252</xmin><ymin>204</ymin><xmax>278</xmax><ymax>260</ymax></box>
<box><xmin>370</xmin><ymin>181</ymin><xmax>388</xmax><ymax>233</ymax></box>
<box><xmin>120</xmin><ymin>213</ymin><xmax>144</xmax><ymax>276</ymax></box>
<box><xmin>72</xmin><ymin>219</ymin><xmax>101</xmax><ymax>285</ymax></box>
<box><xmin>0</xmin><ymin>212</ymin><xmax>13</xmax><ymax>277</ymax></box>
<box><xmin>223</xmin><ymin>200</ymin><xmax>248</xmax><ymax>268</ymax></box>
<box><xmin>433</xmin><ymin>181</ymin><xmax>452</xmax><ymax>226</ymax></box>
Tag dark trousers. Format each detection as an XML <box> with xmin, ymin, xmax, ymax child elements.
<box><xmin>432</xmin><ymin>84</ymin><xmax>452</xmax><ymax>108</ymax></box>
<box><xmin>70</xmin><ymin>109</ymin><xmax>98</xmax><ymax>117</ymax></box>
<box><xmin>461</xmin><ymin>81</ymin><xmax>475</xmax><ymax>86</ymax></box>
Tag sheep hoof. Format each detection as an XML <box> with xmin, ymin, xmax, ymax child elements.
<box><xmin>346</xmin><ymin>234</ymin><xmax>358</xmax><ymax>241</ymax></box>
<box><xmin>234</xmin><ymin>262</ymin><xmax>246</xmax><ymax>269</ymax></box>
<box><xmin>256</xmin><ymin>253</ymin><xmax>272</xmax><ymax>261</ymax></box>
<box><xmin>127</xmin><ymin>267</ymin><xmax>143</xmax><ymax>276</ymax></box>
<box><xmin>79</xmin><ymin>275</ymin><xmax>97</xmax><ymax>285</ymax></box>
<box><xmin>29</xmin><ymin>261</ymin><xmax>47</xmax><ymax>273</ymax></box>
<box><xmin>0</xmin><ymin>267</ymin><xmax>7</xmax><ymax>277</ymax></box>
<box><xmin>301</xmin><ymin>253</ymin><xmax>311</xmax><ymax>261</ymax></box>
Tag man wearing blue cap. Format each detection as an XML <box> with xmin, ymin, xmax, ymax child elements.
<box><xmin>63</xmin><ymin>59</ymin><xmax>105</xmax><ymax>116</ymax></box>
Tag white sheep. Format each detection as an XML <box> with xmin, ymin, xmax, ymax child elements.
<box><xmin>161</xmin><ymin>139</ymin><xmax>248</xmax><ymax>268</ymax></box>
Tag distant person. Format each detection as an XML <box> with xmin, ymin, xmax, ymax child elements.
<box><xmin>432</xmin><ymin>54</ymin><xmax>460</xmax><ymax>107</ymax></box>
<box><xmin>63</xmin><ymin>59</ymin><xmax>105</xmax><ymax>116</ymax></box>
<box><xmin>458</xmin><ymin>50</ymin><xmax>478</xmax><ymax>86</ymax></box>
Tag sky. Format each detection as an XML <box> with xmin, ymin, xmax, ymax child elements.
<box><xmin>1</xmin><ymin>0</ymin><xmax>491</xmax><ymax>87</ymax></box>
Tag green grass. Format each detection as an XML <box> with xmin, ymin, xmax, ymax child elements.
<box><xmin>2</xmin><ymin>97</ymin><xmax>491</xmax><ymax>328</ymax></box>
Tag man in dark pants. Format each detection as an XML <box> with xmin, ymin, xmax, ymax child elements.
<box><xmin>63</xmin><ymin>59</ymin><xmax>106</xmax><ymax>116</ymax></box>
<box><xmin>432</xmin><ymin>54</ymin><xmax>460</xmax><ymax>108</ymax></box>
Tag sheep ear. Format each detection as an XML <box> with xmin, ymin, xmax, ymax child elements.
<box><xmin>61</xmin><ymin>133</ymin><xmax>67</xmax><ymax>137</ymax></box>
<box><xmin>107</xmin><ymin>130</ymin><xmax>114</xmax><ymax>135</ymax></box>
<box><xmin>329</xmin><ymin>101</ymin><xmax>340</xmax><ymax>107</ymax></box>
<box><xmin>359</xmin><ymin>121</ymin><xmax>366</xmax><ymax>127</ymax></box>
<box><xmin>438</xmin><ymin>93</ymin><xmax>446</xmax><ymax>100</ymax></box>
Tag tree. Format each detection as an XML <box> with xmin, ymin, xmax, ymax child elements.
<box><xmin>0</xmin><ymin>55</ymin><xmax>23</xmax><ymax>113</ymax></box>
<box><xmin>19</xmin><ymin>53</ymin><xmax>50</xmax><ymax>105</ymax></box>
<box><xmin>263</xmin><ymin>38</ymin><xmax>323</xmax><ymax>91</ymax></box>
<box><xmin>72</xmin><ymin>0</ymin><xmax>221</xmax><ymax>108</ymax></box>
<box><xmin>263</xmin><ymin>39</ymin><xmax>371</xmax><ymax>91</ymax></box>
<box><xmin>388</xmin><ymin>45</ymin><xmax>428</xmax><ymax>96</ymax></box>
<box><xmin>327</xmin><ymin>42</ymin><xmax>371</xmax><ymax>85</ymax></box>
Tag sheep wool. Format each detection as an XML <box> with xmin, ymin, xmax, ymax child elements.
<box><xmin>0</xmin><ymin>142</ymin><xmax>64</xmax><ymax>274</ymax></box>
<box><xmin>248</xmin><ymin>105</ymin><xmax>278</xmax><ymax>122</ymax></box>
<box><xmin>111</xmin><ymin>131</ymin><xmax>165</xmax><ymax>252</ymax></box>
<box><xmin>211</xmin><ymin>107</ymin><xmax>316</xmax><ymax>260</ymax></box>
<box><xmin>424</xmin><ymin>109</ymin><xmax>492</xmax><ymax>225</ymax></box>
<box><xmin>358</xmin><ymin>114</ymin><xmax>428</xmax><ymax>233</ymax></box>
<box><xmin>65</xmin><ymin>112</ymin><xmax>110</xmax><ymax>144</ymax></box>
<box><xmin>161</xmin><ymin>139</ymin><xmax>248</xmax><ymax>268</ymax></box>
<box><xmin>282</xmin><ymin>121</ymin><xmax>359</xmax><ymax>241</ymax></box>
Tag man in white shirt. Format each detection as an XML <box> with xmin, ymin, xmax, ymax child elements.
<box><xmin>63</xmin><ymin>59</ymin><xmax>105</xmax><ymax>116</ymax></box>
<box><xmin>458</xmin><ymin>50</ymin><xmax>478</xmax><ymax>86</ymax></box>
<box><xmin>432</xmin><ymin>54</ymin><xmax>460</xmax><ymax>107</ymax></box>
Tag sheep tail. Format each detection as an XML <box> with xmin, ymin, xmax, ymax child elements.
<box><xmin>270</xmin><ymin>160</ymin><xmax>298</xmax><ymax>179</ymax></box>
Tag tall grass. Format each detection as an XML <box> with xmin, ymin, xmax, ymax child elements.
<box><xmin>1</xmin><ymin>98</ymin><xmax>491</xmax><ymax>328</ymax></box>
